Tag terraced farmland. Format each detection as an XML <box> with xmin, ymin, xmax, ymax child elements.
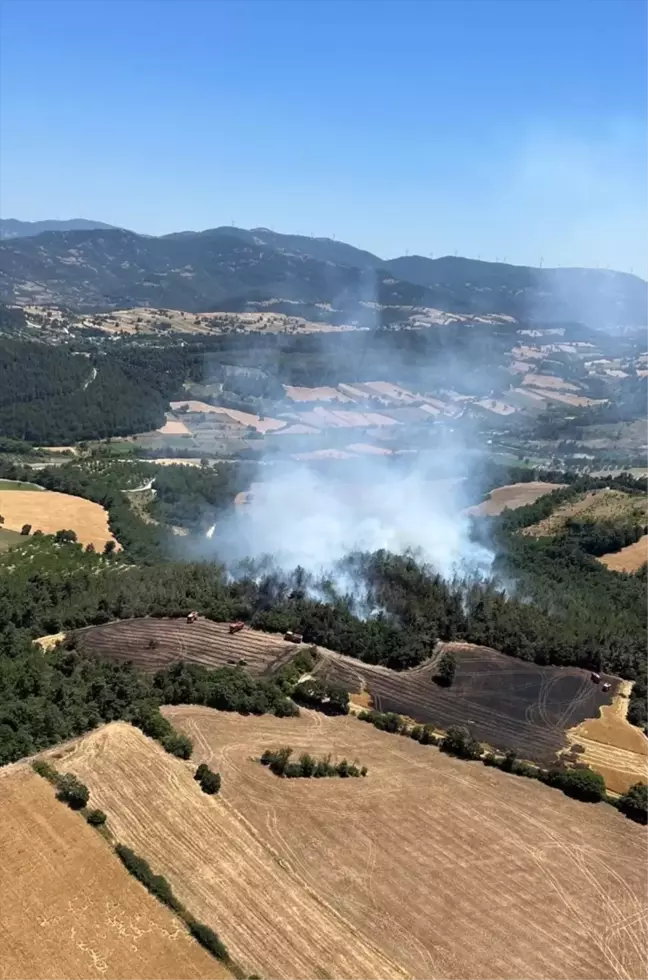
<box><xmin>312</xmin><ymin>642</ymin><xmax>619</xmax><ymax>765</ymax></box>
<box><xmin>77</xmin><ymin>618</ymin><xmax>619</xmax><ymax>768</ymax></box>
<box><xmin>75</xmin><ymin>617</ymin><xmax>299</xmax><ymax>674</ymax></box>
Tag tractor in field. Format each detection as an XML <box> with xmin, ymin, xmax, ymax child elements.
<box><xmin>229</xmin><ymin>621</ymin><xmax>245</xmax><ymax>635</ymax></box>
<box><xmin>591</xmin><ymin>672</ymin><xmax>601</xmax><ymax>683</ymax></box>
<box><xmin>284</xmin><ymin>630</ymin><xmax>303</xmax><ymax>644</ymax></box>
<box><xmin>186</xmin><ymin>611</ymin><xmax>198</xmax><ymax>624</ymax></box>
<box><xmin>601</xmin><ymin>681</ymin><xmax>612</xmax><ymax>692</ymax></box>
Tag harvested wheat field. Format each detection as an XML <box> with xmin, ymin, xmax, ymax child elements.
<box><xmin>466</xmin><ymin>481</ymin><xmax>565</xmax><ymax>517</ymax></box>
<box><xmin>599</xmin><ymin>535</ymin><xmax>648</xmax><ymax>572</ymax></box>
<box><xmin>0</xmin><ymin>489</ymin><xmax>118</xmax><ymax>551</ymax></box>
<box><xmin>0</xmin><ymin>766</ymin><xmax>226</xmax><ymax>980</ymax></box>
<box><xmin>54</xmin><ymin>716</ymin><xmax>648</xmax><ymax>980</ymax></box>
<box><xmin>523</xmin><ymin>489</ymin><xmax>648</xmax><ymax>538</ymax></box>
<box><xmin>562</xmin><ymin>681</ymin><xmax>648</xmax><ymax>795</ymax></box>
<box><xmin>157</xmin><ymin>417</ymin><xmax>192</xmax><ymax>435</ymax></box>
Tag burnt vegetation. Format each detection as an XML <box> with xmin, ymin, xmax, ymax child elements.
<box><xmin>0</xmin><ymin>453</ymin><xmax>645</xmax><ymax>795</ymax></box>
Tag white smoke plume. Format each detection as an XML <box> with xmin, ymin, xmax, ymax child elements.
<box><xmin>210</xmin><ymin>452</ymin><xmax>494</xmax><ymax>588</ymax></box>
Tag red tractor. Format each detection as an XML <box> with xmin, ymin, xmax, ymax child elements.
<box><xmin>229</xmin><ymin>621</ymin><xmax>245</xmax><ymax>635</ymax></box>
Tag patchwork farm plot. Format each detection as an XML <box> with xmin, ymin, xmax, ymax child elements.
<box><xmin>52</xmin><ymin>716</ymin><xmax>648</xmax><ymax>980</ymax></box>
<box><xmin>561</xmin><ymin>680</ymin><xmax>648</xmax><ymax>794</ymax></box>
<box><xmin>522</xmin><ymin>489</ymin><xmax>648</xmax><ymax>538</ymax></box>
<box><xmin>0</xmin><ymin>766</ymin><xmax>225</xmax><ymax>980</ymax></box>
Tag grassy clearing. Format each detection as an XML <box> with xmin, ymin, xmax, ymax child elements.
<box><xmin>0</xmin><ymin>478</ymin><xmax>44</xmax><ymax>491</ymax></box>
<box><xmin>0</xmin><ymin>527</ymin><xmax>24</xmax><ymax>552</ymax></box>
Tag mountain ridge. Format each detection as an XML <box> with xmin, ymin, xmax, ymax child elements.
<box><xmin>0</xmin><ymin>217</ymin><xmax>120</xmax><ymax>239</ymax></box>
<box><xmin>0</xmin><ymin>223</ymin><xmax>644</xmax><ymax>328</ymax></box>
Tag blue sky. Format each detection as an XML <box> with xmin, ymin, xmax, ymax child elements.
<box><xmin>1</xmin><ymin>0</ymin><xmax>645</xmax><ymax>271</ymax></box>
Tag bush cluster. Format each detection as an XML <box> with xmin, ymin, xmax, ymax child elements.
<box><xmin>115</xmin><ymin>845</ymin><xmax>230</xmax><ymax>962</ymax></box>
<box><xmin>194</xmin><ymin>762</ymin><xmax>221</xmax><ymax>794</ymax></box>
<box><xmin>260</xmin><ymin>747</ymin><xmax>367</xmax><ymax>779</ymax></box>
<box><xmin>131</xmin><ymin>705</ymin><xmax>193</xmax><ymax>759</ymax></box>
<box><xmin>292</xmin><ymin>678</ymin><xmax>349</xmax><ymax>715</ymax></box>
<box><xmin>358</xmin><ymin>709</ymin><xmax>438</xmax><ymax>744</ymax></box>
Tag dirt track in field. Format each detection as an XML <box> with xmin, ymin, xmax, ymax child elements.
<box><xmin>0</xmin><ymin>489</ymin><xmax>118</xmax><ymax>550</ymax></box>
<box><xmin>466</xmin><ymin>481</ymin><xmax>564</xmax><ymax>516</ymax></box>
<box><xmin>562</xmin><ymin>681</ymin><xmax>648</xmax><ymax>794</ymax></box>
<box><xmin>55</xmin><ymin>716</ymin><xmax>648</xmax><ymax>980</ymax></box>
<box><xmin>0</xmin><ymin>767</ymin><xmax>226</xmax><ymax>980</ymax></box>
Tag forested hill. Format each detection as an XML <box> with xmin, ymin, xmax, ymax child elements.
<box><xmin>0</xmin><ymin>224</ymin><xmax>645</xmax><ymax>327</ymax></box>
<box><xmin>0</xmin><ymin>338</ymin><xmax>183</xmax><ymax>443</ymax></box>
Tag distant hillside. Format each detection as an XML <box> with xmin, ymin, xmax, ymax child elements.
<box><xmin>0</xmin><ymin>223</ymin><xmax>645</xmax><ymax>327</ymax></box>
<box><xmin>385</xmin><ymin>255</ymin><xmax>648</xmax><ymax>330</ymax></box>
<box><xmin>0</xmin><ymin>218</ymin><xmax>119</xmax><ymax>239</ymax></box>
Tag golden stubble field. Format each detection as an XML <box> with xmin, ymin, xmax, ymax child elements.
<box><xmin>465</xmin><ymin>481</ymin><xmax>565</xmax><ymax>517</ymax></box>
<box><xmin>562</xmin><ymin>682</ymin><xmax>648</xmax><ymax>794</ymax></box>
<box><xmin>0</xmin><ymin>767</ymin><xmax>228</xmax><ymax>980</ymax></box>
<box><xmin>55</xmin><ymin>713</ymin><xmax>648</xmax><ymax>980</ymax></box>
<box><xmin>523</xmin><ymin>489</ymin><xmax>648</xmax><ymax>538</ymax></box>
<box><xmin>0</xmin><ymin>489</ymin><xmax>118</xmax><ymax>551</ymax></box>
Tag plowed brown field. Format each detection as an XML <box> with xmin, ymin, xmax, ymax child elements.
<box><xmin>76</xmin><ymin>617</ymin><xmax>298</xmax><ymax>673</ymax></box>
<box><xmin>75</xmin><ymin>620</ymin><xmax>619</xmax><ymax>767</ymax></box>
<box><xmin>0</xmin><ymin>766</ymin><xmax>227</xmax><ymax>980</ymax></box>
<box><xmin>54</xmin><ymin>716</ymin><xmax>648</xmax><ymax>980</ymax></box>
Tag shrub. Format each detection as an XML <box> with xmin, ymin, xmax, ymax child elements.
<box><xmin>56</xmin><ymin>772</ymin><xmax>90</xmax><ymax>810</ymax></box>
<box><xmin>54</xmin><ymin>529</ymin><xmax>77</xmax><ymax>544</ymax></box>
<box><xmin>617</xmin><ymin>781</ymin><xmax>647</xmax><ymax>823</ymax></box>
<box><xmin>115</xmin><ymin>845</ymin><xmax>183</xmax><ymax>913</ymax></box>
<box><xmin>440</xmin><ymin>726</ymin><xmax>483</xmax><ymax>760</ymax></box>
<box><xmin>298</xmin><ymin>752</ymin><xmax>316</xmax><ymax>777</ymax></box>
<box><xmin>86</xmin><ymin>808</ymin><xmax>107</xmax><ymax>826</ymax></box>
<box><xmin>194</xmin><ymin>763</ymin><xmax>210</xmax><ymax>781</ymax></box>
<box><xmin>545</xmin><ymin>766</ymin><xmax>606</xmax><ymax>802</ymax></box>
<box><xmin>434</xmin><ymin>650</ymin><xmax>457</xmax><ymax>687</ymax></box>
<box><xmin>161</xmin><ymin>732</ymin><xmax>193</xmax><ymax>759</ymax></box>
<box><xmin>185</xmin><ymin>918</ymin><xmax>228</xmax><ymax>961</ymax></box>
<box><xmin>199</xmin><ymin>769</ymin><xmax>221</xmax><ymax>795</ymax></box>
<box><xmin>31</xmin><ymin>759</ymin><xmax>59</xmax><ymax>784</ymax></box>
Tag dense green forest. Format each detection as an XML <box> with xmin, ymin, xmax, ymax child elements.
<box><xmin>0</xmin><ymin>337</ymin><xmax>186</xmax><ymax>443</ymax></box>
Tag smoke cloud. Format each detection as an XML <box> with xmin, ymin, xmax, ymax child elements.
<box><xmin>215</xmin><ymin>459</ymin><xmax>493</xmax><ymax>582</ymax></box>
